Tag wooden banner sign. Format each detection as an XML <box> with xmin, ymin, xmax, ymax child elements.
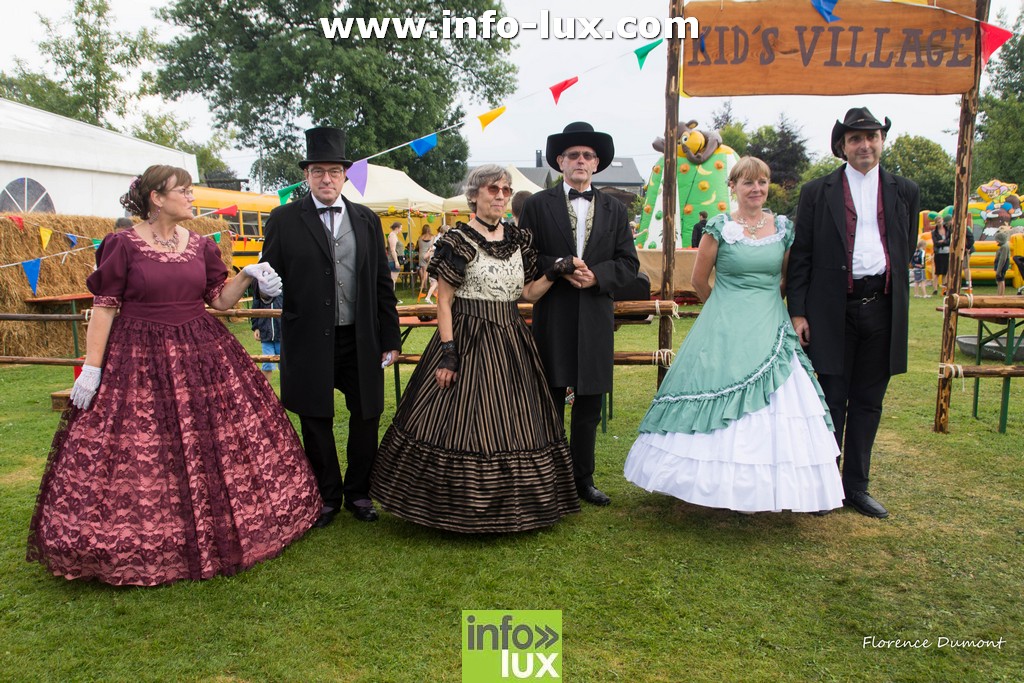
<box><xmin>680</xmin><ymin>0</ymin><xmax>978</xmax><ymax>95</ymax></box>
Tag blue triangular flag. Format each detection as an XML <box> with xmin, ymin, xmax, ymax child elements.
<box><xmin>67</xmin><ymin>234</ymin><xmax>78</xmax><ymax>247</ymax></box>
<box><xmin>22</xmin><ymin>258</ymin><xmax>41</xmax><ymax>295</ymax></box>
<box><xmin>811</xmin><ymin>0</ymin><xmax>841</xmax><ymax>23</ymax></box>
<box><xmin>409</xmin><ymin>133</ymin><xmax>438</xmax><ymax>157</ymax></box>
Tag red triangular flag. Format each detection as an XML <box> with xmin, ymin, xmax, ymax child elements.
<box><xmin>549</xmin><ymin>77</ymin><xmax>579</xmax><ymax>105</ymax></box>
<box><xmin>980</xmin><ymin>22</ymin><xmax>1014</xmax><ymax>67</ymax></box>
<box><xmin>213</xmin><ymin>205</ymin><xmax>238</xmax><ymax>217</ymax></box>
<box><xmin>6</xmin><ymin>215</ymin><xmax>24</xmax><ymax>230</ymax></box>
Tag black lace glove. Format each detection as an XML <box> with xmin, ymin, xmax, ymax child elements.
<box><xmin>437</xmin><ymin>340</ymin><xmax>460</xmax><ymax>373</ymax></box>
<box><xmin>545</xmin><ymin>257</ymin><xmax>576</xmax><ymax>281</ymax></box>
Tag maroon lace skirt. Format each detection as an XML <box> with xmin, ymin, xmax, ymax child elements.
<box><xmin>27</xmin><ymin>313</ymin><xmax>321</xmax><ymax>586</ymax></box>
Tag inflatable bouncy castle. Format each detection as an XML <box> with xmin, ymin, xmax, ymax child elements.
<box><xmin>637</xmin><ymin>120</ymin><xmax>737</xmax><ymax>250</ymax></box>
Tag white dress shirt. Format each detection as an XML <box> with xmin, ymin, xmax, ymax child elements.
<box><xmin>563</xmin><ymin>182</ymin><xmax>591</xmax><ymax>257</ymax></box>
<box><xmin>844</xmin><ymin>164</ymin><xmax>886</xmax><ymax>278</ymax></box>
<box><xmin>311</xmin><ymin>196</ymin><xmax>346</xmax><ymax>238</ymax></box>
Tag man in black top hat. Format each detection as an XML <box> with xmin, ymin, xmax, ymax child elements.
<box><xmin>518</xmin><ymin>122</ymin><xmax>640</xmax><ymax>506</ymax></box>
<box><xmin>787</xmin><ymin>107</ymin><xmax>919</xmax><ymax>519</ymax></box>
<box><xmin>261</xmin><ymin>127</ymin><xmax>402</xmax><ymax>527</ymax></box>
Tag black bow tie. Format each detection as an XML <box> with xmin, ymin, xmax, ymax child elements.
<box><xmin>568</xmin><ymin>188</ymin><xmax>594</xmax><ymax>201</ymax></box>
<box><xmin>318</xmin><ymin>206</ymin><xmax>342</xmax><ymax>214</ymax></box>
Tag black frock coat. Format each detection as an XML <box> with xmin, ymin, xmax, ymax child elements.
<box><xmin>261</xmin><ymin>194</ymin><xmax>402</xmax><ymax>418</ymax></box>
<box><xmin>519</xmin><ymin>186</ymin><xmax>639</xmax><ymax>395</ymax></box>
<box><xmin>787</xmin><ymin>165</ymin><xmax>920</xmax><ymax>376</ymax></box>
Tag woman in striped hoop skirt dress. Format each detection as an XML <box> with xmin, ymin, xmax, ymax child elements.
<box><xmin>371</xmin><ymin>165</ymin><xmax>579</xmax><ymax>532</ymax></box>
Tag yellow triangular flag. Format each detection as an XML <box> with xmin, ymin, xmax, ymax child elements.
<box><xmin>679</xmin><ymin>63</ymin><xmax>690</xmax><ymax>99</ymax></box>
<box><xmin>40</xmin><ymin>227</ymin><xmax>52</xmax><ymax>250</ymax></box>
<box><xmin>478</xmin><ymin>106</ymin><xmax>507</xmax><ymax>131</ymax></box>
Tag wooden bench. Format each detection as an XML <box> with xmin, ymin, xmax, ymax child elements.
<box><xmin>23</xmin><ymin>293</ymin><xmax>94</xmax><ymax>358</ymax></box>
<box><xmin>959</xmin><ymin>307</ymin><xmax>1024</xmax><ymax>433</ymax></box>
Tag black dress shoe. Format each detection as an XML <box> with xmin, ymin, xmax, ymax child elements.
<box><xmin>809</xmin><ymin>509</ymin><xmax>832</xmax><ymax>517</ymax></box>
<box><xmin>577</xmin><ymin>485</ymin><xmax>611</xmax><ymax>506</ymax></box>
<box><xmin>843</xmin><ymin>491</ymin><xmax>889</xmax><ymax>519</ymax></box>
<box><xmin>312</xmin><ymin>507</ymin><xmax>339</xmax><ymax>528</ymax></box>
<box><xmin>344</xmin><ymin>500</ymin><xmax>380</xmax><ymax>522</ymax></box>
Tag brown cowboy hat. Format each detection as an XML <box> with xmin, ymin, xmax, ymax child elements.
<box><xmin>298</xmin><ymin>126</ymin><xmax>353</xmax><ymax>169</ymax></box>
<box><xmin>831</xmin><ymin>107</ymin><xmax>891</xmax><ymax>159</ymax></box>
<box><xmin>545</xmin><ymin>121</ymin><xmax>615</xmax><ymax>173</ymax></box>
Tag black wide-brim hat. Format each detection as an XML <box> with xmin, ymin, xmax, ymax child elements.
<box><xmin>831</xmin><ymin>107</ymin><xmax>891</xmax><ymax>159</ymax></box>
<box><xmin>299</xmin><ymin>126</ymin><xmax>353</xmax><ymax>169</ymax></box>
<box><xmin>545</xmin><ymin>122</ymin><xmax>615</xmax><ymax>173</ymax></box>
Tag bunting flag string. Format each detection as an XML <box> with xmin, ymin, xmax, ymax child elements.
<box><xmin>269</xmin><ymin>0</ymin><xmax>1018</xmax><ymax>201</ymax></box>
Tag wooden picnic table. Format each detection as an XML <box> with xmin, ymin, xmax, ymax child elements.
<box><xmin>958</xmin><ymin>307</ymin><xmax>1024</xmax><ymax>433</ymax></box>
<box><xmin>23</xmin><ymin>293</ymin><xmax>94</xmax><ymax>358</ymax></box>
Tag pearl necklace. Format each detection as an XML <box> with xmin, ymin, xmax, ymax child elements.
<box><xmin>735</xmin><ymin>212</ymin><xmax>768</xmax><ymax>237</ymax></box>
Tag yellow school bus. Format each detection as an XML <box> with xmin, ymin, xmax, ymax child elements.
<box><xmin>191</xmin><ymin>187</ymin><xmax>279</xmax><ymax>270</ymax></box>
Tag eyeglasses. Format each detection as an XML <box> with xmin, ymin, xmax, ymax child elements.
<box><xmin>308</xmin><ymin>168</ymin><xmax>345</xmax><ymax>179</ymax></box>
<box><xmin>167</xmin><ymin>187</ymin><xmax>194</xmax><ymax>199</ymax></box>
<box><xmin>483</xmin><ymin>184</ymin><xmax>513</xmax><ymax>198</ymax></box>
<box><xmin>562</xmin><ymin>151</ymin><xmax>598</xmax><ymax>161</ymax></box>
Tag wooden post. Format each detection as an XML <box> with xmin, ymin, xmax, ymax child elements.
<box><xmin>935</xmin><ymin>0</ymin><xmax>990</xmax><ymax>433</ymax></box>
<box><xmin>658</xmin><ymin>0</ymin><xmax>684</xmax><ymax>385</ymax></box>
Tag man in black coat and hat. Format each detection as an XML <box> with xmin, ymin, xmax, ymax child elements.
<box><xmin>519</xmin><ymin>122</ymin><xmax>640</xmax><ymax>507</ymax></box>
<box><xmin>261</xmin><ymin>127</ymin><xmax>402</xmax><ymax>527</ymax></box>
<box><xmin>787</xmin><ymin>107</ymin><xmax>919</xmax><ymax>519</ymax></box>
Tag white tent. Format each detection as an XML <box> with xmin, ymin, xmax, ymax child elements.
<box><xmin>342</xmin><ymin>163</ymin><xmax>444</xmax><ymax>213</ymax></box>
<box><xmin>0</xmin><ymin>98</ymin><xmax>199</xmax><ymax>217</ymax></box>
<box><xmin>442</xmin><ymin>165</ymin><xmax>545</xmax><ymax>213</ymax></box>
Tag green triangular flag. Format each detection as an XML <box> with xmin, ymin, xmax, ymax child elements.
<box><xmin>92</xmin><ymin>238</ymin><xmax>102</xmax><ymax>248</ymax></box>
<box><xmin>211</xmin><ymin>232</ymin><xmax>222</xmax><ymax>244</ymax></box>
<box><xmin>277</xmin><ymin>181</ymin><xmax>304</xmax><ymax>205</ymax></box>
<box><xmin>634</xmin><ymin>39</ymin><xmax>663</xmax><ymax>70</ymax></box>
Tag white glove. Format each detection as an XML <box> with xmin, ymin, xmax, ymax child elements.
<box><xmin>70</xmin><ymin>365</ymin><xmax>102</xmax><ymax>410</ymax></box>
<box><xmin>243</xmin><ymin>263</ymin><xmax>283</xmax><ymax>298</ymax></box>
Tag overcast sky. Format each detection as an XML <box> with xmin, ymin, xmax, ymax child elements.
<box><xmin>3</xmin><ymin>0</ymin><xmax>1023</xmax><ymax>190</ymax></box>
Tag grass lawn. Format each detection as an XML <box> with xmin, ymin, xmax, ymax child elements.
<box><xmin>0</xmin><ymin>282</ymin><xmax>1021</xmax><ymax>682</ymax></box>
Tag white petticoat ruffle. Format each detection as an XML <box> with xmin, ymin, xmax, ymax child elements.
<box><xmin>624</xmin><ymin>354</ymin><xmax>843</xmax><ymax>513</ymax></box>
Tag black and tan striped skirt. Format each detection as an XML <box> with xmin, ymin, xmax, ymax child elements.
<box><xmin>371</xmin><ymin>297</ymin><xmax>579</xmax><ymax>533</ymax></box>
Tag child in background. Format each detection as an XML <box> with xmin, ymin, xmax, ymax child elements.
<box><xmin>911</xmin><ymin>239</ymin><xmax>929</xmax><ymax>298</ymax></box>
<box><xmin>251</xmin><ymin>281</ymin><xmax>283</xmax><ymax>383</ymax></box>
<box><xmin>994</xmin><ymin>229</ymin><xmax>1011</xmax><ymax>296</ymax></box>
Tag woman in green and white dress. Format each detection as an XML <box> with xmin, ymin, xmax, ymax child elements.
<box><xmin>624</xmin><ymin>157</ymin><xmax>843</xmax><ymax>513</ymax></box>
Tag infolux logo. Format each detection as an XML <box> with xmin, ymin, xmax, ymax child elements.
<box><xmin>462</xmin><ymin>610</ymin><xmax>562</xmax><ymax>681</ymax></box>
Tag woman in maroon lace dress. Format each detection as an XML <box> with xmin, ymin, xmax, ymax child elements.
<box><xmin>27</xmin><ymin>165</ymin><xmax>322</xmax><ymax>586</ymax></box>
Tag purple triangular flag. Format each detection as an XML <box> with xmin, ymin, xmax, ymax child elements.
<box><xmin>348</xmin><ymin>159</ymin><xmax>369</xmax><ymax>195</ymax></box>
<box><xmin>22</xmin><ymin>258</ymin><xmax>41</xmax><ymax>295</ymax></box>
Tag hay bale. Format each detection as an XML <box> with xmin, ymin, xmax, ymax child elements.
<box><xmin>0</xmin><ymin>214</ymin><xmax>233</xmax><ymax>358</ymax></box>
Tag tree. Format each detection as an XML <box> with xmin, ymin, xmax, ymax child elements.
<box><xmin>881</xmin><ymin>134</ymin><xmax>955</xmax><ymax>211</ymax></box>
<box><xmin>157</xmin><ymin>0</ymin><xmax>517</xmax><ymax>194</ymax></box>
<box><xmin>973</xmin><ymin>9</ymin><xmax>1024</xmax><ymax>188</ymax></box>
<box><xmin>131</xmin><ymin>112</ymin><xmax>235</xmax><ymax>180</ymax></box>
<box><xmin>0</xmin><ymin>0</ymin><xmax>154</xmax><ymax>127</ymax></box>
<box><xmin>745</xmin><ymin>115</ymin><xmax>809</xmax><ymax>188</ymax></box>
<box><xmin>800</xmin><ymin>154</ymin><xmax>843</xmax><ymax>185</ymax></box>
<box><xmin>709</xmin><ymin>100</ymin><xmax>748</xmax><ymax>155</ymax></box>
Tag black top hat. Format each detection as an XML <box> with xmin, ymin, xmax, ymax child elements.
<box><xmin>831</xmin><ymin>107</ymin><xmax>891</xmax><ymax>159</ymax></box>
<box><xmin>545</xmin><ymin>122</ymin><xmax>615</xmax><ymax>173</ymax></box>
<box><xmin>299</xmin><ymin>127</ymin><xmax>353</xmax><ymax>169</ymax></box>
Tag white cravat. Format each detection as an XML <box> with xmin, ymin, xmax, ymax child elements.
<box><xmin>564</xmin><ymin>182</ymin><xmax>591</xmax><ymax>257</ymax></box>
<box><xmin>845</xmin><ymin>164</ymin><xmax>886</xmax><ymax>278</ymax></box>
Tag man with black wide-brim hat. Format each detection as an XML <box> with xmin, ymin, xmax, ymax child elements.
<box><xmin>519</xmin><ymin>122</ymin><xmax>639</xmax><ymax>507</ymax></box>
<box><xmin>261</xmin><ymin>126</ymin><xmax>402</xmax><ymax>527</ymax></box>
<box><xmin>787</xmin><ymin>107</ymin><xmax>919</xmax><ymax>519</ymax></box>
